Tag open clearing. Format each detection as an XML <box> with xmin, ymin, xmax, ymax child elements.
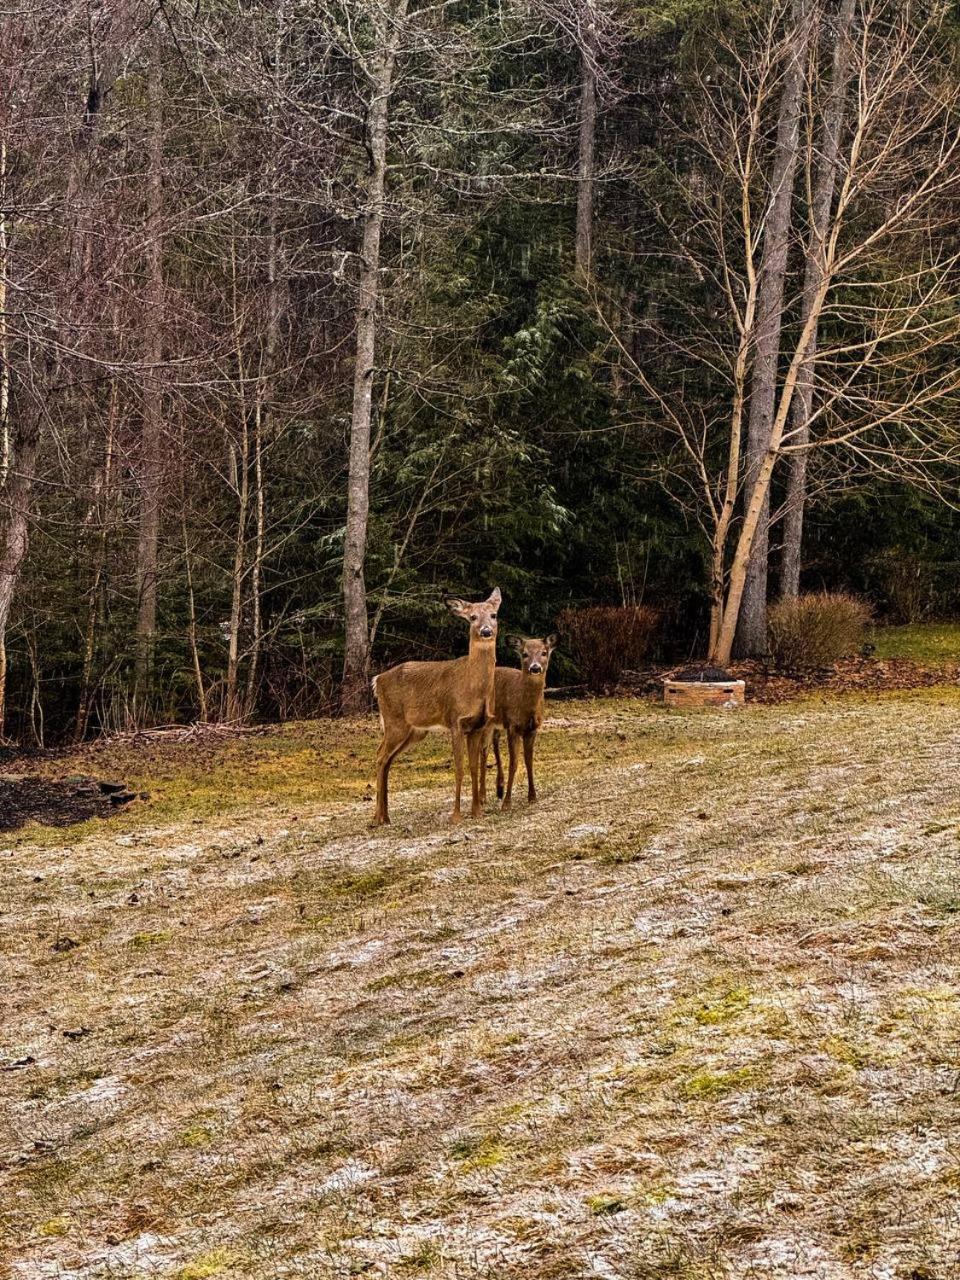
<box><xmin>4</xmin><ymin>690</ymin><xmax>960</xmax><ymax>1279</ymax></box>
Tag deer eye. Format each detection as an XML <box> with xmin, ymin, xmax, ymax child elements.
<box><xmin>471</xmin><ymin>614</ymin><xmax>478</xmax><ymax>621</ymax></box>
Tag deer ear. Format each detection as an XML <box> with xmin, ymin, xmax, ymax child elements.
<box><xmin>506</xmin><ymin>634</ymin><xmax>524</xmax><ymax>654</ymax></box>
<box><xmin>487</xmin><ymin>587</ymin><xmax>502</xmax><ymax>606</ymax></box>
<box><xmin>545</xmin><ymin>633</ymin><xmax>559</xmax><ymax>650</ymax></box>
<box><xmin>446</xmin><ymin>598</ymin><xmax>469</xmax><ymax>617</ymax></box>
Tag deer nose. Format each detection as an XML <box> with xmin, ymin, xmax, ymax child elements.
<box><xmin>529</xmin><ymin>663</ymin><xmax>542</xmax><ymax>674</ymax></box>
<box><xmin>479</xmin><ymin>626</ymin><xmax>493</xmax><ymax>638</ymax></box>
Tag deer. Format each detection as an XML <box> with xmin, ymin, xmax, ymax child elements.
<box><xmin>480</xmin><ymin>634</ymin><xmax>557</xmax><ymax>811</ymax></box>
<box><xmin>371</xmin><ymin>588</ymin><xmax>501</xmax><ymax>826</ymax></box>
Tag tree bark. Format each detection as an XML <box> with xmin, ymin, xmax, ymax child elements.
<box><xmin>780</xmin><ymin>0</ymin><xmax>856</xmax><ymax>600</ymax></box>
<box><xmin>575</xmin><ymin>4</ymin><xmax>597</xmax><ymax>276</ymax></box>
<box><xmin>245</xmin><ymin>1</ymin><xmax>284</xmax><ymax>719</ymax></box>
<box><xmin>74</xmin><ymin>376</ymin><xmax>118</xmax><ymax>742</ymax></box>
<box><xmin>0</xmin><ymin>134</ymin><xmax>9</xmax><ymax>490</ymax></box>
<box><xmin>0</xmin><ymin>412</ymin><xmax>40</xmax><ymax>739</ymax></box>
<box><xmin>134</xmin><ymin>49</ymin><xmax>164</xmax><ymax>699</ymax></box>
<box><xmin>225</xmin><ymin>238</ymin><xmax>249</xmax><ymax>723</ymax></box>
<box><xmin>180</xmin><ymin>440</ymin><xmax>207</xmax><ymax>723</ymax></box>
<box><xmin>340</xmin><ymin>0</ymin><xmax>407</xmax><ymax>714</ymax></box>
<box><xmin>734</xmin><ymin>0</ymin><xmax>812</xmax><ymax>656</ymax></box>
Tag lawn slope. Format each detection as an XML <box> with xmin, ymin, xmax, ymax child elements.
<box><xmin>3</xmin><ymin>691</ymin><xmax>960</xmax><ymax>1279</ymax></box>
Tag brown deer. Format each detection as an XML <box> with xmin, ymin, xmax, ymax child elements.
<box><xmin>481</xmin><ymin>634</ymin><xmax>557</xmax><ymax>810</ymax></box>
<box><xmin>371</xmin><ymin>588</ymin><xmax>501</xmax><ymax>826</ymax></box>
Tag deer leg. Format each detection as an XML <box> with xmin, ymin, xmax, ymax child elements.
<box><xmin>374</xmin><ymin>725</ymin><xmax>407</xmax><ymax>826</ymax></box>
<box><xmin>493</xmin><ymin>730</ymin><xmax>505</xmax><ymax>800</ymax></box>
<box><xmin>450</xmin><ymin>725</ymin><xmax>465</xmax><ymax>824</ymax></box>
<box><xmin>502</xmin><ymin>729</ymin><xmax>520</xmax><ymax>811</ymax></box>
<box><xmin>479</xmin><ymin>727</ymin><xmax>493</xmax><ymax>807</ymax></box>
<box><xmin>374</xmin><ymin>724</ymin><xmax>423</xmax><ymax>826</ymax></box>
<box><xmin>523</xmin><ymin>730</ymin><xmax>538</xmax><ymax>804</ymax></box>
<box><xmin>467</xmin><ymin>730</ymin><xmax>484</xmax><ymax>818</ymax></box>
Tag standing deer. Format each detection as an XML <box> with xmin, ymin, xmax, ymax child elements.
<box><xmin>371</xmin><ymin>588</ymin><xmax>501</xmax><ymax>826</ymax></box>
<box><xmin>481</xmin><ymin>634</ymin><xmax>557</xmax><ymax>810</ymax></box>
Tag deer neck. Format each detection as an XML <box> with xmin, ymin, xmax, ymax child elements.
<box><xmin>523</xmin><ymin>671</ymin><xmax>546</xmax><ymax>711</ymax></box>
<box><xmin>468</xmin><ymin>635</ymin><xmax>497</xmax><ymax>673</ymax></box>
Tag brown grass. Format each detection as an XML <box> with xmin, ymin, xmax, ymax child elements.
<box><xmin>3</xmin><ymin>690</ymin><xmax>960</xmax><ymax>1277</ymax></box>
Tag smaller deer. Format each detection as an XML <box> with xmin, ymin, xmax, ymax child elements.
<box><xmin>371</xmin><ymin>588</ymin><xmax>501</xmax><ymax>826</ymax></box>
<box><xmin>481</xmin><ymin>634</ymin><xmax>557</xmax><ymax>810</ymax></box>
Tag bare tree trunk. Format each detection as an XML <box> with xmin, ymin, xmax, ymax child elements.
<box><xmin>712</xmin><ymin>254</ymin><xmax>839</xmax><ymax>666</ymax></box>
<box><xmin>74</xmin><ymin>377</ymin><xmax>118</xmax><ymax>741</ymax></box>
<box><xmin>225</xmin><ymin>414</ymin><xmax>249</xmax><ymax>722</ymax></box>
<box><xmin>0</xmin><ymin>127</ymin><xmax>10</xmax><ymax>728</ymax></box>
<box><xmin>0</xmin><ymin>135</ymin><xmax>9</xmax><ymax>490</ymax></box>
<box><xmin>341</xmin><ymin>0</ymin><xmax>408</xmax><ymax>714</ymax></box>
<box><xmin>780</xmin><ymin>0</ymin><xmax>856</xmax><ymax>600</ymax></box>
<box><xmin>225</xmin><ymin>239</ymin><xmax>249</xmax><ymax>722</ymax></box>
<box><xmin>180</xmin><ymin>447</ymin><xmax>207</xmax><ymax>723</ymax></box>
<box><xmin>245</xmin><ymin>3</ymin><xmax>284</xmax><ymax>719</ymax></box>
<box><xmin>244</xmin><ymin>396</ymin><xmax>265</xmax><ymax>718</ymax></box>
<box><xmin>734</xmin><ymin>0</ymin><xmax>812</xmax><ymax>656</ymax></box>
<box><xmin>134</xmin><ymin>49</ymin><xmax>164</xmax><ymax>701</ymax></box>
<box><xmin>575</xmin><ymin>4</ymin><xmax>597</xmax><ymax>276</ymax></box>
<box><xmin>0</xmin><ymin>412</ymin><xmax>40</xmax><ymax>739</ymax></box>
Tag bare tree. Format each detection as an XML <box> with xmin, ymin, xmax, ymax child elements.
<box><xmin>576</xmin><ymin>1</ymin><xmax>598</xmax><ymax>274</ymax></box>
<box><xmin>341</xmin><ymin>0</ymin><xmax>411</xmax><ymax>713</ymax></box>
<box><xmin>734</xmin><ymin>0</ymin><xmax>813</xmax><ymax>656</ymax></box>
<box><xmin>614</xmin><ymin>0</ymin><xmax>960</xmax><ymax>666</ymax></box>
<box><xmin>779</xmin><ymin>0</ymin><xmax>857</xmax><ymax>599</ymax></box>
<box><xmin>133</xmin><ymin>43</ymin><xmax>165</xmax><ymax>696</ymax></box>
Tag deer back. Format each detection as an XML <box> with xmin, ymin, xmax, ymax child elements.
<box><xmin>375</xmin><ymin>642</ymin><xmax>496</xmax><ymax>730</ymax></box>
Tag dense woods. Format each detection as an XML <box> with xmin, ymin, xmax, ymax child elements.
<box><xmin>3</xmin><ymin>0</ymin><xmax>960</xmax><ymax>740</ymax></box>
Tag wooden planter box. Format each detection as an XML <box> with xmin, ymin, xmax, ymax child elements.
<box><xmin>662</xmin><ymin>678</ymin><xmax>745</xmax><ymax>709</ymax></box>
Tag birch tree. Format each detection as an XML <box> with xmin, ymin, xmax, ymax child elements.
<box><xmin>779</xmin><ymin>0</ymin><xmax>857</xmax><ymax>599</ymax></box>
<box><xmin>734</xmin><ymin>0</ymin><xmax>812</xmax><ymax>656</ymax></box>
<box><xmin>617</xmin><ymin>0</ymin><xmax>960</xmax><ymax>666</ymax></box>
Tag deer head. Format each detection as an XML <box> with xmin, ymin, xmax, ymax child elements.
<box><xmin>508</xmin><ymin>633</ymin><xmax>557</xmax><ymax>676</ymax></box>
<box><xmin>446</xmin><ymin>587</ymin><xmax>502</xmax><ymax>643</ymax></box>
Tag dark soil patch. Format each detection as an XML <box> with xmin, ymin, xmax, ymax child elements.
<box><xmin>0</xmin><ymin>776</ymin><xmax>133</xmax><ymax>832</ymax></box>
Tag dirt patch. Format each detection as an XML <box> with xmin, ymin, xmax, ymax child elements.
<box><xmin>0</xmin><ymin>775</ymin><xmax>135</xmax><ymax>831</ymax></box>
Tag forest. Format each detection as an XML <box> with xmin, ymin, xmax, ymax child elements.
<box><xmin>3</xmin><ymin>0</ymin><xmax>960</xmax><ymax>742</ymax></box>
<box><xmin>10</xmin><ymin>5</ymin><xmax>960</xmax><ymax>1275</ymax></box>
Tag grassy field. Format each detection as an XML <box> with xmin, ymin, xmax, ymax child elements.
<box><xmin>870</xmin><ymin>621</ymin><xmax>960</xmax><ymax>663</ymax></box>
<box><xmin>4</xmin><ymin>688</ymin><xmax>960</xmax><ymax>1278</ymax></box>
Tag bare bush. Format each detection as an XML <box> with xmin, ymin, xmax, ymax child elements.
<box><xmin>558</xmin><ymin>605</ymin><xmax>658</xmax><ymax>692</ymax></box>
<box><xmin>767</xmin><ymin>592</ymin><xmax>871</xmax><ymax>671</ymax></box>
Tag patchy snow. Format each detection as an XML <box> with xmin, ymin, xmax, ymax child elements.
<box><xmin>13</xmin><ymin>1233</ymin><xmax>181</xmax><ymax>1279</ymax></box>
<box><xmin>67</xmin><ymin>1075</ymin><xmax>126</xmax><ymax>1106</ymax></box>
<box><xmin>318</xmin><ymin>1159</ymin><xmax>378</xmax><ymax>1195</ymax></box>
<box><xmin>327</xmin><ymin>938</ymin><xmax>387</xmax><ymax>967</ymax></box>
<box><xmin>567</xmin><ymin>823</ymin><xmax>609</xmax><ymax>841</ymax></box>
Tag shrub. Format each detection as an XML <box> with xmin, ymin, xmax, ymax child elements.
<box><xmin>558</xmin><ymin>604</ymin><xmax>659</xmax><ymax>692</ymax></box>
<box><xmin>767</xmin><ymin>592</ymin><xmax>871</xmax><ymax>671</ymax></box>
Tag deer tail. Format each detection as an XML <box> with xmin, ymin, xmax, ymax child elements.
<box><xmin>371</xmin><ymin>675</ymin><xmax>383</xmax><ymax>730</ymax></box>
